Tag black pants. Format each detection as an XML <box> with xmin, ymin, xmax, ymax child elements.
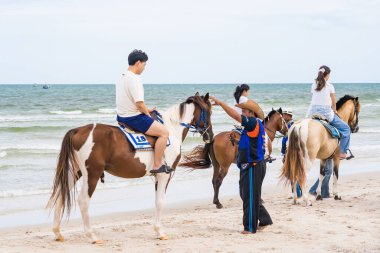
<box><xmin>239</xmin><ymin>160</ymin><xmax>273</xmax><ymax>233</ymax></box>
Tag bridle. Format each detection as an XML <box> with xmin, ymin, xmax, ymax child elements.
<box><xmin>264</xmin><ymin>111</ymin><xmax>287</xmax><ymax>137</ymax></box>
<box><xmin>350</xmin><ymin>100</ymin><xmax>360</xmax><ymax>132</ymax></box>
<box><xmin>180</xmin><ymin>106</ymin><xmax>211</xmax><ymax>142</ymax></box>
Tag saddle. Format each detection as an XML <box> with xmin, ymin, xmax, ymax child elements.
<box><xmin>118</xmin><ymin>111</ymin><xmax>170</xmax><ymax>151</ymax></box>
<box><xmin>312</xmin><ymin>114</ymin><xmax>341</xmax><ymax>139</ymax></box>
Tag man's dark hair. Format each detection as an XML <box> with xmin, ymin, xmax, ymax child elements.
<box><xmin>128</xmin><ymin>49</ymin><xmax>148</xmax><ymax>66</ymax></box>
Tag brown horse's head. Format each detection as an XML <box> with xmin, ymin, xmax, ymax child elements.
<box><xmin>180</xmin><ymin>92</ymin><xmax>214</xmax><ymax>143</ymax></box>
<box><xmin>264</xmin><ymin>107</ymin><xmax>288</xmax><ymax>136</ymax></box>
<box><xmin>337</xmin><ymin>95</ymin><xmax>361</xmax><ymax>133</ymax></box>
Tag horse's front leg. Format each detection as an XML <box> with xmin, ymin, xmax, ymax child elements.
<box><xmin>154</xmin><ymin>173</ymin><xmax>171</xmax><ymax>240</ymax></box>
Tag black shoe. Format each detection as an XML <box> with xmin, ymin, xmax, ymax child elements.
<box><xmin>150</xmin><ymin>165</ymin><xmax>174</xmax><ymax>174</ymax></box>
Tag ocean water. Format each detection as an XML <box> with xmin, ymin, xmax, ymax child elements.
<box><xmin>0</xmin><ymin>83</ymin><xmax>380</xmax><ymax>227</ymax></box>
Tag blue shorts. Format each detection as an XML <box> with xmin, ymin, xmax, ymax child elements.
<box><xmin>117</xmin><ymin>114</ymin><xmax>154</xmax><ymax>133</ymax></box>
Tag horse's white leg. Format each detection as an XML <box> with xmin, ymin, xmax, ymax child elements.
<box><xmin>292</xmin><ymin>183</ymin><xmax>298</xmax><ymax>205</ymax></box>
<box><xmin>53</xmin><ymin>172</ymin><xmax>76</xmax><ymax>242</ymax></box>
<box><xmin>53</xmin><ymin>196</ymin><xmax>64</xmax><ymax>241</ymax></box>
<box><xmin>154</xmin><ymin>173</ymin><xmax>171</xmax><ymax>240</ymax></box>
<box><xmin>77</xmin><ymin>174</ymin><xmax>101</xmax><ymax>243</ymax></box>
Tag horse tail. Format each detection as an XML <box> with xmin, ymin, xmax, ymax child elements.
<box><xmin>179</xmin><ymin>142</ymin><xmax>213</xmax><ymax>169</ymax></box>
<box><xmin>281</xmin><ymin>125</ymin><xmax>307</xmax><ymax>189</ymax></box>
<box><xmin>46</xmin><ymin>129</ymin><xmax>78</xmax><ymax>219</ymax></box>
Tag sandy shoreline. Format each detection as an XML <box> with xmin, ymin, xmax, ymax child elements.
<box><xmin>1</xmin><ymin>171</ymin><xmax>379</xmax><ymax>253</ymax></box>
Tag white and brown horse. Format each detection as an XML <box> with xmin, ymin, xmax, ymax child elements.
<box><xmin>47</xmin><ymin>93</ymin><xmax>213</xmax><ymax>243</ymax></box>
<box><xmin>180</xmin><ymin>108</ymin><xmax>288</xmax><ymax>208</ymax></box>
<box><xmin>281</xmin><ymin>95</ymin><xmax>360</xmax><ymax>206</ymax></box>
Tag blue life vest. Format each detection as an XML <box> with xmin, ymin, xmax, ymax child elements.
<box><xmin>237</xmin><ymin>119</ymin><xmax>265</xmax><ymax>170</ymax></box>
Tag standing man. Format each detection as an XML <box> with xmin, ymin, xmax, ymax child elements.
<box><xmin>210</xmin><ymin>96</ymin><xmax>272</xmax><ymax>234</ymax></box>
<box><xmin>116</xmin><ymin>49</ymin><xmax>173</xmax><ymax>174</ymax></box>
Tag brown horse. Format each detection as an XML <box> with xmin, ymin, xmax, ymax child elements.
<box><xmin>281</xmin><ymin>95</ymin><xmax>360</xmax><ymax>206</ymax></box>
<box><xmin>47</xmin><ymin>93</ymin><xmax>213</xmax><ymax>243</ymax></box>
<box><xmin>180</xmin><ymin>108</ymin><xmax>288</xmax><ymax>209</ymax></box>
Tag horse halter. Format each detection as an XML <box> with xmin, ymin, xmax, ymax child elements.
<box><xmin>264</xmin><ymin>111</ymin><xmax>287</xmax><ymax>136</ymax></box>
<box><xmin>180</xmin><ymin>107</ymin><xmax>209</xmax><ymax>134</ymax></box>
<box><xmin>351</xmin><ymin>100</ymin><xmax>360</xmax><ymax>133</ymax></box>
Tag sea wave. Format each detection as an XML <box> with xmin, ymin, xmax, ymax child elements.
<box><xmin>0</xmin><ymin>151</ymin><xmax>7</xmax><ymax>158</ymax></box>
<box><xmin>0</xmin><ymin>188</ymin><xmax>51</xmax><ymax>198</ymax></box>
<box><xmin>97</xmin><ymin>108</ymin><xmax>116</xmax><ymax>114</ymax></box>
<box><xmin>49</xmin><ymin>110</ymin><xmax>82</xmax><ymax>115</ymax></box>
<box><xmin>0</xmin><ymin>125</ymin><xmax>65</xmax><ymax>133</ymax></box>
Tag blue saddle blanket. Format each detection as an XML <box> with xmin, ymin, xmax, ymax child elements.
<box><xmin>118</xmin><ymin>126</ymin><xmax>170</xmax><ymax>151</ymax></box>
<box><xmin>313</xmin><ymin>119</ymin><xmax>341</xmax><ymax>139</ymax></box>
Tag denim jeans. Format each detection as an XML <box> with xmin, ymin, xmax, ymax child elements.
<box><xmin>330</xmin><ymin>114</ymin><xmax>351</xmax><ymax>154</ymax></box>
<box><xmin>292</xmin><ymin>181</ymin><xmax>302</xmax><ymax>198</ymax></box>
<box><xmin>309</xmin><ymin>159</ymin><xmax>333</xmax><ymax>198</ymax></box>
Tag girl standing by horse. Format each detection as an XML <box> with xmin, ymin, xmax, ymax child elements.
<box><xmin>306</xmin><ymin>65</ymin><xmax>351</xmax><ymax>159</ymax></box>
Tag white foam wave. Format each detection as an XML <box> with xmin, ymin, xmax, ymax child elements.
<box><xmin>0</xmin><ymin>188</ymin><xmax>51</xmax><ymax>198</ymax></box>
<box><xmin>49</xmin><ymin>110</ymin><xmax>82</xmax><ymax>115</ymax></box>
<box><xmin>97</xmin><ymin>108</ymin><xmax>116</xmax><ymax>114</ymax></box>
<box><xmin>359</xmin><ymin>129</ymin><xmax>380</xmax><ymax>133</ymax></box>
<box><xmin>0</xmin><ymin>151</ymin><xmax>7</xmax><ymax>158</ymax></box>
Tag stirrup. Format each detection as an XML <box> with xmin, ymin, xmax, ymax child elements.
<box><xmin>265</xmin><ymin>156</ymin><xmax>276</xmax><ymax>163</ymax></box>
<box><xmin>346</xmin><ymin>149</ymin><xmax>355</xmax><ymax>160</ymax></box>
<box><xmin>150</xmin><ymin>165</ymin><xmax>174</xmax><ymax>174</ymax></box>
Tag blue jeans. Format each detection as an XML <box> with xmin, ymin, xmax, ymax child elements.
<box><xmin>330</xmin><ymin>114</ymin><xmax>351</xmax><ymax>154</ymax></box>
<box><xmin>292</xmin><ymin>181</ymin><xmax>302</xmax><ymax>198</ymax></box>
<box><xmin>309</xmin><ymin>159</ymin><xmax>333</xmax><ymax>198</ymax></box>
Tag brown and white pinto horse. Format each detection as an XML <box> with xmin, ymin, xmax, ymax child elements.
<box><xmin>47</xmin><ymin>93</ymin><xmax>213</xmax><ymax>243</ymax></box>
<box><xmin>281</xmin><ymin>95</ymin><xmax>360</xmax><ymax>206</ymax></box>
<box><xmin>180</xmin><ymin>108</ymin><xmax>288</xmax><ymax>209</ymax></box>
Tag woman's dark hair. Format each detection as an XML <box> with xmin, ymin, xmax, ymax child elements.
<box><xmin>234</xmin><ymin>84</ymin><xmax>250</xmax><ymax>103</ymax></box>
<box><xmin>128</xmin><ymin>49</ymin><xmax>148</xmax><ymax>66</ymax></box>
<box><xmin>315</xmin><ymin>65</ymin><xmax>331</xmax><ymax>91</ymax></box>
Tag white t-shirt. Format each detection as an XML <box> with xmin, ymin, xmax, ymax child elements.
<box><xmin>116</xmin><ymin>71</ymin><xmax>144</xmax><ymax>117</ymax></box>
<box><xmin>234</xmin><ymin>95</ymin><xmax>248</xmax><ymax>114</ymax></box>
<box><xmin>310</xmin><ymin>82</ymin><xmax>335</xmax><ymax>106</ymax></box>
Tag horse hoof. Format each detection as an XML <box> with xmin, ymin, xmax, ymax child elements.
<box><xmin>55</xmin><ymin>235</ymin><xmax>64</xmax><ymax>242</ymax></box>
<box><xmin>316</xmin><ymin>195</ymin><xmax>323</xmax><ymax>201</ymax></box>
<box><xmin>159</xmin><ymin>235</ymin><xmax>169</xmax><ymax>240</ymax></box>
<box><xmin>334</xmin><ymin>196</ymin><xmax>342</xmax><ymax>200</ymax></box>
<box><xmin>216</xmin><ymin>204</ymin><xmax>223</xmax><ymax>209</ymax></box>
<box><xmin>92</xmin><ymin>239</ymin><xmax>103</xmax><ymax>245</ymax></box>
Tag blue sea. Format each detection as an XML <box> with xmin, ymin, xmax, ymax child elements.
<box><xmin>0</xmin><ymin>83</ymin><xmax>380</xmax><ymax>227</ymax></box>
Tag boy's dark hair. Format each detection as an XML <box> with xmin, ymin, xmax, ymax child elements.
<box><xmin>128</xmin><ymin>49</ymin><xmax>148</xmax><ymax>66</ymax></box>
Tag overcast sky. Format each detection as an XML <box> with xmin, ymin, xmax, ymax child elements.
<box><xmin>0</xmin><ymin>0</ymin><xmax>379</xmax><ymax>84</ymax></box>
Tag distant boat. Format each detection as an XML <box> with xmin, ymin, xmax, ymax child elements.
<box><xmin>42</xmin><ymin>85</ymin><xmax>50</xmax><ymax>89</ymax></box>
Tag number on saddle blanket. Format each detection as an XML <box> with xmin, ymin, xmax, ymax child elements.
<box><xmin>118</xmin><ymin>126</ymin><xmax>170</xmax><ymax>151</ymax></box>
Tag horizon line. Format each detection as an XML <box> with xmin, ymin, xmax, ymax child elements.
<box><xmin>1</xmin><ymin>82</ymin><xmax>380</xmax><ymax>85</ymax></box>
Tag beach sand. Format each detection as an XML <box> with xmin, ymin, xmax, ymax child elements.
<box><xmin>1</xmin><ymin>171</ymin><xmax>379</xmax><ymax>253</ymax></box>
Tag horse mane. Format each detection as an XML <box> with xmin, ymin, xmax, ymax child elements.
<box><xmin>264</xmin><ymin>109</ymin><xmax>277</xmax><ymax>123</ymax></box>
<box><xmin>336</xmin><ymin>95</ymin><xmax>356</xmax><ymax>110</ymax></box>
<box><xmin>179</xmin><ymin>95</ymin><xmax>206</xmax><ymax>119</ymax></box>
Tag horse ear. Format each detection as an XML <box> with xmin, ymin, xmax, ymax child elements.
<box><xmin>278</xmin><ymin>108</ymin><xmax>282</xmax><ymax>114</ymax></box>
<box><xmin>204</xmin><ymin>93</ymin><xmax>209</xmax><ymax>102</ymax></box>
<box><xmin>355</xmin><ymin>96</ymin><xmax>359</xmax><ymax>102</ymax></box>
<box><xmin>272</xmin><ymin>107</ymin><xmax>274</xmax><ymax>111</ymax></box>
<box><xmin>195</xmin><ymin>92</ymin><xmax>200</xmax><ymax>96</ymax></box>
